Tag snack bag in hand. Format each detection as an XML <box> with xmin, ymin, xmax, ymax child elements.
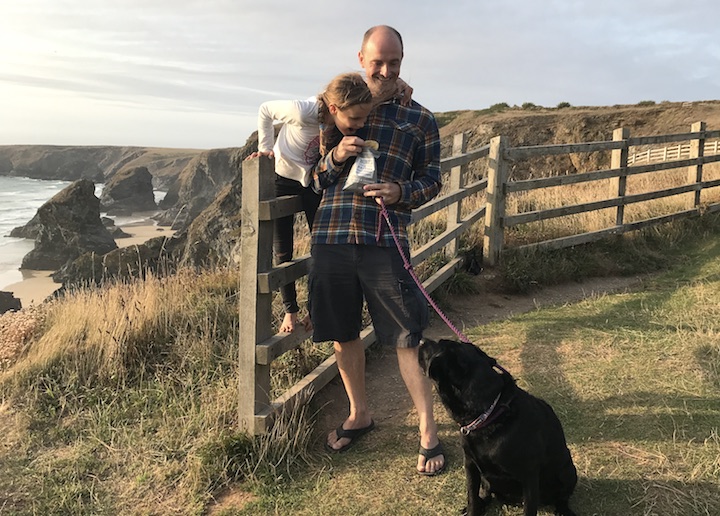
<box><xmin>343</xmin><ymin>140</ymin><xmax>380</xmax><ymax>193</ymax></box>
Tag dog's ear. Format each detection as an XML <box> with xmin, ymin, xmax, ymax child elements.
<box><xmin>426</xmin><ymin>349</ymin><xmax>448</xmax><ymax>380</ymax></box>
<box><xmin>473</xmin><ymin>344</ymin><xmax>497</xmax><ymax>365</ymax></box>
<box><xmin>470</xmin><ymin>344</ymin><xmax>514</xmax><ymax>382</ymax></box>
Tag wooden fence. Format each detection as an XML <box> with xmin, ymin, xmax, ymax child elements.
<box><xmin>238</xmin><ymin>133</ymin><xmax>485</xmax><ymax>434</ymax></box>
<box><xmin>628</xmin><ymin>140</ymin><xmax>720</xmax><ymax>165</ymax></box>
<box><xmin>239</xmin><ymin>121</ymin><xmax>720</xmax><ymax>434</ymax></box>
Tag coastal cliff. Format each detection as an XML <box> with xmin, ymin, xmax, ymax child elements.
<box><xmin>4</xmin><ymin>99</ymin><xmax>720</xmax><ymax>249</ymax></box>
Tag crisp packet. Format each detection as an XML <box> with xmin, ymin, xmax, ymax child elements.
<box><xmin>343</xmin><ymin>141</ymin><xmax>379</xmax><ymax>193</ymax></box>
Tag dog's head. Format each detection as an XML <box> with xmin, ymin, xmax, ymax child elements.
<box><xmin>418</xmin><ymin>338</ymin><xmax>511</xmax><ymax>422</ymax></box>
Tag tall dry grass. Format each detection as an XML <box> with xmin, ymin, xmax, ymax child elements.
<box><xmin>0</xmin><ymin>268</ymin><xmax>322</xmax><ymax>514</ymax></box>
<box><xmin>4</xmin><ymin>268</ymin><xmax>238</xmax><ymax>386</ymax></box>
<box><xmin>506</xmin><ymin>161</ymin><xmax>720</xmax><ymax>247</ymax></box>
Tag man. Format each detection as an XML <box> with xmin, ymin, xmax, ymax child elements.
<box><xmin>309</xmin><ymin>25</ymin><xmax>445</xmax><ymax>475</ymax></box>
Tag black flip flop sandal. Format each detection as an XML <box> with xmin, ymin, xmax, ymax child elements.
<box><xmin>418</xmin><ymin>441</ymin><xmax>447</xmax><ymax>476</ymax></box>
<box><xmin>325</xmin><ymin>420</ymin><xmax>376</xmax><ymax>453</ymax></box>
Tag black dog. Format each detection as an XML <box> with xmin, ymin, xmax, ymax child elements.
<box><xmin>418</xmin><ymin>338</ymin><xmax>577</xmax><ymax>516</ymax></box>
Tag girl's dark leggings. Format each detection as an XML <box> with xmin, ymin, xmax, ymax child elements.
<box><xmin>273</xmin><ymin>175</ymin><xmax>321</xmax><ymax>313</ymax></box>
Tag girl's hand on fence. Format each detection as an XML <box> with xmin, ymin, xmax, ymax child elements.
<box><xmin>245</xmin><ymin>150</ymin><xmax>274</xmax><ymax>161</ymax></box>
<box><xmin>363</xmin><ymin>182</ymin><xmax>401</xmax><ymax>205</ymax></box>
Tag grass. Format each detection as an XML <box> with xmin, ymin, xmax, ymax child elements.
<box><xmin>0</xmin><ymin>268</ymin><xmax>321</xmax><ymax>514</ymax></box>
<box><xmin>2</xmin><ymin>145</ymin><xmax>720</xmax><ymax>513</ymax></box>
<box><xmin>2</xmin><ymin>219</ymin><xmax>720</xmax><ymax>514</ymax></box>
<box><xmin>227</xmin><ymin>225</ymin><xmax>720</xmax><ymax>516</ymax></box>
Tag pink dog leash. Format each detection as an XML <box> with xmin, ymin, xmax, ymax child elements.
<box><xmin>377</xmin><ymin>198</ymin><xmax>472</xmax><ymax>344</ymax></box>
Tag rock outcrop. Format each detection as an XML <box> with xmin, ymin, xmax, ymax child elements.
<box><xmin>21</xmin><ymin>179</ymin><xmax>118</xmax><ymax>270</ymax></box>
<box><xmin>156</xmin><ymin>148</ymin><xmax>245</xmax><ymax>230</ymax></box>
<box><xmin>0</xmin><ymin>291</ymin><xmax>22</xmax><ymax>314</ymax></box>
<box><xmin>52</xmin><ymin>172</ymin><xmax>244</xmax><ymax>287</ymax></box>
<box><xmin>52</xmin><ymin>234</ymin><xmax>183</xmax><ymax>287</ymax></box>
<box><xmin>2</xmin><ymin>134</ymin><xmax>259</xmax><ymax>235</ymax></box>
<box><xmin>100</xmin><ymin>166</ymin><xmax>157</xmax><ymax>214</ymax></box>
<box><xmin>177</xmin><ymin>177</ymin><xmax>243</xmax><ymax>267</ymax></box>
<box><xmin>102</xmin><ymin>217</ymin><xmax>131</xmax><ymax>239</ymax></box>
<box><xmin>0</xmin><ymin>145</ymin><xmax>199</xmax><ymax>186</ymax></box>
<box><xmin>156</xmin><ymin>131</ymin><xmax>260</xmax><ymax>230</ymax></box>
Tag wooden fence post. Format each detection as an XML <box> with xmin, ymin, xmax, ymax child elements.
<box><xmin>687</xmin><ymin>121</ymin><xmax>706</xmax><ymax>208</ymax></box>
<box><xmin>238</xmin><ymin>157</ymin><xmax>275</xmax><ymax>435</ymax></box>
<box><xmin>610</xmin><ymin>127</ymin><xmax>629</xmax><ymax>227</ymax></box>
<box><xmin>445</xmin><ymin>132</ymin><xmax>468</xmax><ymax>258</ymax></box>
<box><xmin>484</xmin><ymin>135</ymin><xmax>507</xmax><ymax>266</ymax></box>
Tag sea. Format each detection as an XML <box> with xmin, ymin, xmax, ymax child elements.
<box><xmin>0</xmin><ymin>176</ymin><xmax>165</xmax><ymax>290</ymax></box>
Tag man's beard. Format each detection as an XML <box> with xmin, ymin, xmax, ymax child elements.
<box><xmin>369</xmin><ymin>76</ymin><xmax>397</xmax><ymax>100</ymax></box>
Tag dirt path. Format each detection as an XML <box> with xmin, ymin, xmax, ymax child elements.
<box><xmin>312</xmin><ymin>273</ymin><xmax>646</xmax><ymax>441</ymax></box>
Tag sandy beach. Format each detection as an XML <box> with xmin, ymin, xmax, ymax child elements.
<box><xmin>3</xmin><ymin>221</ymin><xmax>175</xmax><ymax>307</ymax></box>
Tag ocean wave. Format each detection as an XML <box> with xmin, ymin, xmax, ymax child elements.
<box><xmin>0</xmin><ymin>237</ymin><xmax>28</xmax><ymax>247</ymax></box>
<box><xmin>0</xmin><ymin>206</ymin><xmax>35</xmax><ymax>213</ymax></box>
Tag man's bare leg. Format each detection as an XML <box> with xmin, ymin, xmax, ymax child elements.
<box><xmin>326</xmin><ymin>338</ymin><xmax>373</xmax><ymax>450</ymax></box>
<box><xmin>397</xmin><ymin>346</ymin><xmax>445</xmax><ymax>474</ymax></box>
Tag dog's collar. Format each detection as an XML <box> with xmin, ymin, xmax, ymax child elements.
<box><xmin>460</xmin><ymin>392</ymin><xmax>503</xmax><ymax>435</ymax></box>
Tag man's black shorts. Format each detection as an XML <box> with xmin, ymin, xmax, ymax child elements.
<box><xmin>309</xmin><ymin>244</ymin><xmax>428</xmax><ymax>348</ymax></box>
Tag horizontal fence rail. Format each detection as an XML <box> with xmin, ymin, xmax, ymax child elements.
<box><xmin>240</xmin><ymin>120</ymin><xmax>720</xmax><ymax>434</ymax></box>
<box><xmin>628</xmin><ymin>140</ymin><xmax>720</xmax><ymax>165</ymax></box>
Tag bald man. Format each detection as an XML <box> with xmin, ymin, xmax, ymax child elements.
<box><xmin>309</xmin><ymin>25</ymin><xmax>445</xmax><ymax>476</ymax></box>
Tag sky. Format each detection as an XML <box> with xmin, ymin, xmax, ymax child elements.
<box><xmin>1</xmin><ymin>0</ymin><xmax>718</xmax><ymax>150</ymax></box>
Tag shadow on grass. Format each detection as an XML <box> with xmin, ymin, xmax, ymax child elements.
<box><xmin>288</xmin><ymin>234</ymin><xmax>720</xmax><ymax>516</ymax></box>
<box><xmin>508</xmin><ymin>237</ymin><xmax>720</xmax><ymax>445</ymax></box>
<box><xmin>574</xmin><ymin>477</ymin><xmax>720</xmax><ymax>516</ymax></box>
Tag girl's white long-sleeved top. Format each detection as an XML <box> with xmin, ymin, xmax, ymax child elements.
<box><xmin>257</xmin><ymin>97</ymin><xmax>321</xmax><ymax>187</ymax></box>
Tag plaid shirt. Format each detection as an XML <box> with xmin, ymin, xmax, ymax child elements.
<box><xmin>311</xmin><ymin>100</ymin><xmax>441</xmax><ymax>248</ymax></box>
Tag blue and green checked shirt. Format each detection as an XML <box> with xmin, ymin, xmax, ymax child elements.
<box><xmin>311</xmin><ymin>100</ymin><xmax>442</xmax><ymax>249</ymax></box>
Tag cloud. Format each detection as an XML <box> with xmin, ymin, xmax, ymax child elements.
<box><xmin>1</xmin><ymin>0</ymin><xmax>718</xmax><ymax>148</ymax></box>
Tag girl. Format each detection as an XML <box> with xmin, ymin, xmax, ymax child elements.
<box><xmin>247</xmin><ymin>72</ymin><xmax>376</xmax><ymax>333</ymax></box>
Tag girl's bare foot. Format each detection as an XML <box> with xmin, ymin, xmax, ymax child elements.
<box><xmin>279</xmin><ymin>312</ymin><xmax>298</xmax><ymax>333</ymax></box>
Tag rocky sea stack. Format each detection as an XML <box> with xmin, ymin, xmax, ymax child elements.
<box><xmin>20</xmin><ymin>179</ymin><xmax>118</xmax><ymax>270</ymax></box>
<box><xmin>100</xmin><ymin>165</ymin><xmax>157</xmax><ymax>215</ymax></box>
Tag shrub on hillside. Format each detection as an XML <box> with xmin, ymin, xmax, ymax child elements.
<box><xmin>489</xmin><ymin>102</ymin><xmax>510</xmax><ymax>112</ymax></box>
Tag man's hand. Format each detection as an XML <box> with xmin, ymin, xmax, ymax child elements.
<box><xmin>363</xmin><ymin>182</ymin><xmax>401</xmax><ymax>206</ymax></box>
<box><xmin>245</xmin><ymin>150</ymin><xmax>274</xmax><ymax>161</ymax></box>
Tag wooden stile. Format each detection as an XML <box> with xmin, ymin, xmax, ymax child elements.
<box><xmin>239</xmin><ymin>122</ymin><xmax>720</xmax><ymax>434</ymax></box>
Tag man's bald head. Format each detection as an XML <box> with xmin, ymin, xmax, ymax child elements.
<box><xmin>361</xmin><ymin>25</ymin><xmax>404</xmax><ymax>57</ymax></box>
